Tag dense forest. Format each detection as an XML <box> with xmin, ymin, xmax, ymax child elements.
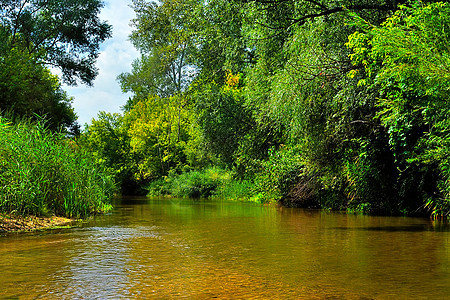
<box><xmin>1</xmin><ymin>0</ymin><xmax>450</xmax><ymax>219</ymax></box>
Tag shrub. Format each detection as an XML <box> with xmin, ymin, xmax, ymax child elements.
<box><xmin>146</xmin><ymin>167</ymin><xmax>253</xmax><ymax>200</ymax></box>
<box><xmin>169</xmin><ymin>168</ymin><xmax>222</xmax><ymax>198</ymax></box>
<box><xmin>213</xmin><ymin>178</ymin><xmax>254</xmax><ymax>202</ymax></box>
<box><xmin>252</xmin><ymin>146</ymin><xmax>305</xmax><ymax>204</ymax></box>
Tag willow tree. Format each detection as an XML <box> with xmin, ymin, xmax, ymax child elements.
<box><xmin>235</xmin><ymin>0</ymin><xmax>408</xmax><ymax>211</ymax></box>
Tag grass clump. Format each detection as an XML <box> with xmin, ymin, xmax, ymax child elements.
<box><xmin>0</xmin><ymin>117</ymin><xmax>115</xmax><ymax>218</ymax></box>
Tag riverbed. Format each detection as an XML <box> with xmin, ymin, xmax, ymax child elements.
<box><xmin>1</xmin><ymin>197</ymin><xmax>449</xmax><ymax>299</ymax></box>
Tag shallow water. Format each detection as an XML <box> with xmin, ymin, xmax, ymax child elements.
<box><xmin>1</xmin><ymin>197</ymin><xmax>449</xmax><ymax>299</ymax></box>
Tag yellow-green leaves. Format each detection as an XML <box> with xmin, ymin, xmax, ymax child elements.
<box><xmin>124</xmin><ymin>94</ymin><xmax>192</xmax><ymax>180</ymax></box>
<box><xmin>347</xmin><ymin>1</ymin><xmax>450</xmax><ymax>93</ymax></box>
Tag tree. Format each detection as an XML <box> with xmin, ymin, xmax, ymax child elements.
<box><xmin>0</xmin><ymin>0</ymin><xmax>111</xmax><ymax>86</ymax></box>
<box><xmin>124</xmin><ymin>94</ymin><xmax>193</xmax><ymax>179</ymax></box>
<box><xmin>79</xmin><ymin>112</ymin><xmax>141</xmax><ymax>194</ymax></box>
<box><xmin>116</xmin><ymin>0</ymin><xmax>450</xmax><ymax>217</ymax></box>
<box><xmin>0</xmin><ymin>25</ymin><xmax>77</xmax><ymax>131</ymax></box>
<box><xmin>118</xmin><ymin>0</ymin><xmax>247</xmax><ymax>176</ymax></box>
<box><xmin>235</xmin><ymin>0</ymin><xmax>410</xmax><ymax>212</ymax></box>
<box><xmin>0</xmin><ymin>0</ymin><xmax>110</xmax><ymax>131</ymax></box>
<box><xmin>119</xmin><ymin>0</ymin><xmax>250</xmax><ymax>105</ymax></box>
<box><xmin>119</xmin><ymin>0</ymin><xmax>199</xmax><ymax>104</ymax></box>
<box><xmin>239</xmin><ymin>0</ymin><xmax>400</xmax><ymax>29</ymax></box>
<box><xmin>193</xmin><ymin>73</ymin><xmax>254</xmax><ymax>168</ymax></box>
<box><xmin>346</xmin><ymin>1</ymin><xmax>450</xmax><ymax>217</ymax></box>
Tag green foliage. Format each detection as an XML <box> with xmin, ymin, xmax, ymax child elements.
<box><xmin>213</xmin><ymin>179</ymin><xmax>255</xmax><ymax>202</ymax></box>
<box><xmin>347</xmin><ymin>1</ymin><xmax>450</xmax><ymax>218</ymax></box>
<box><xmin>80</xmin><ymin>93</ymin><xmax>200</xmax><ymax>195</ymax></box>
<box><xmin>101</xmin><ymin>0</ymin><xmax>450</xmax><ymax>219</ymax></box>
<box><xmin>0</xmin><ymin>0</ymin><xmax>111</xmax><ymax>85</ymax></box>
<box><xmin>193</xmin><ymin>80</ymin><xmax>253</xmax><ymax>167</ymax></box>
<box><xmin>252</xmin><ymin>146</ymin><xmax>304</xmax><ymax>204</ymax></box>
<box><xmin>242</xmin><ymin>3</ymin><xmax>393</xmax><ymax>212</ymax></box>
<box><xmin>0</xmin><ymin>117</ymin><xmax>114</xmax><ymax>218</ymax></box>
<box><xmin>147</xmin><ymin>167</ymin><xmax>228</xmax><ymax>198</ymax></box>
<box><xmin>78</xmin><ymin>112</ymin><xmax>140</xmax><ymax>194</ymax></box>
<box><xmin>0</xmin><ymin>25</ymin><xmax>77</xmax><ymax>132</ymax></box>
<box><xmin>0</xmin><ymin>0</ymin><xmax>110</xmax><ymax>134</ymax></box>
<box><xmin>119</xmin><ymin>0</ymin><xmax>200</xmax><ymax>105</ymax></box>
<box><xmin>146</xmin><ymin>178</ymin><xmax>173</xmax><ymax>196</ymax></box>
<box><xmin>169</xmin><ymin>168</ymin><xmax>221</xmax><ymax>198</ymax></box>
<box><xmin>125</xmin><ymin>94</ymin><xmax>192</xmax><ymax>178</ymax></box>
<box><xmin>342</xmin><ymin>138</ymin><xmax>397</xmax><ymax>214</ymax></box>
<box><xmin>146</xmin><ymin>166</ymin><xmax>254</xmax><ymax>202</ymax></box>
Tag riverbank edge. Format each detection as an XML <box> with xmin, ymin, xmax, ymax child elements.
<box><xmin>0</xmin><ymin>214</ymin><xmax>77</xmax><ymax>233</ymax></box>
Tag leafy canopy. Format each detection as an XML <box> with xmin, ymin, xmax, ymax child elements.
<box><xmin>0</xmin><ymin>0</ymin><xmax>111</xmax><ymax>86</ymax></box>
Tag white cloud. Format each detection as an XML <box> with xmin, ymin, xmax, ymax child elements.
<box><xmin>64</xmin><ymin>0</ymin><xmax>139</xmax><ymax>127</ymax></box>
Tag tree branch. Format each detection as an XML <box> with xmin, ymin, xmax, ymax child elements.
<box><xmin>257</xmin><ymin>4</ymin><xmax>396</xmax><ymax>30</ymax></box>
<box><xmin>11</xmin><ymin>0</ymin><xmax>30</xmax><ymax>46</ymax></box>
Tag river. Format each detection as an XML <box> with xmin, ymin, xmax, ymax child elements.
<box><xmin>1</xmin><ymin>197</ymin><xmax>449</xmax><ymax>299</ymax></box>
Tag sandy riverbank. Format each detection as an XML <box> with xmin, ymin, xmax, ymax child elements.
<box><xmin>0</xmin><ymin>214</ymin><xmax>75</xmax><ymax>233</ymax></box>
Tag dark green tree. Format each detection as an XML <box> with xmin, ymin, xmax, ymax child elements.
<box><xmin>0</xmin><ymin>0</ymin><xmax>111</xmax><ymax>131</ymax></box>
<box><xmin>238</xmin><ymin>0</ymin><xmax>404</xmax><ymax>211</ymax></box>
<box><xmin>0</xmin><ymin>0</ymin><xmax>112</xmax><ymax>86</ymax></box>
<box><xmin>0</xmin><ymin>25</ymin><xmax>77</xmax><ymax>131</ymax></box>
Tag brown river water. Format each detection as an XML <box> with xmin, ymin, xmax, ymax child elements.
<box><xmin>0</xmin><ymin>197</ymin><xmax>449</xmax><ymax>299</ymax></box>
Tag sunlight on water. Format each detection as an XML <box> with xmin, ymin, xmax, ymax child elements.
<box><xmin>1</xmin><ymin>197</ymin><xmax>449</xmax><ymax>299</ymax></box>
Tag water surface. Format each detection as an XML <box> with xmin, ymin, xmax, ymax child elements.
<box><xmin>1</xmin><ymin>197</ymin><xmax>449</xmax><ymax>299</ymax></box>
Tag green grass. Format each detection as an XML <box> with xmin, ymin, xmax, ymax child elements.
<box><xmin>0</xmin><ymin>117</ymin><xmax>115</xmax><ymax>218</ymax></box>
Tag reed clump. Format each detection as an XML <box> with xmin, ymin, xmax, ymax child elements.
<box><xmin>0</xmin><ymin>117</ymin><xmax>114</xmax><ymax>218</ymax></box>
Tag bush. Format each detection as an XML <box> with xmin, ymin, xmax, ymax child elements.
<box><xmin>213</xmin><ymin>178</ymin><xmax>255</xmax><ymax>202</ymax></box>
<box><xmin>168</xmin><ymin>167</ymin><xmax>223</xmax><ymax>198</ymax></box>
<box><xmin>146</xmin><ymin>178</ymin><xmax>172</xmax><ymax>196</ymax></box>
<box><xmin>0</xmin><ymin>117</ymin><xmax>115</xmax><ymax>218</ymax></box>
<box><xmin>252</xmin><ymin>146</ymin><xmax>306</xmax><ymax>204</ymax></box>
<box><xmin>146</xmin><ymin>167</ymin><xmax>255</xmax><ymax>200</ymax></box>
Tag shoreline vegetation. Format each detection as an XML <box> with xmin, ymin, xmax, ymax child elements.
<box><xmin>0</xmin><ymin>118</ymin><xmax>115</xmax><ymax>226</ymax></box>
<box><xmin>69</xmin><ymin>0</ymin><xmax>448</xmax><ymax>222</ymax></box>
<box><xmin>0</xmin><ymin>0</ymin><xmax>114</xmax><ymax>233</ymax></box>
<box><xmin>1</xmin><ymin>0</ymin><xmax>450</xmax><ymax>228</ymax></box>
<box><xmin>96</xmin><ymin>0</ymin><xmax>448</xmax><ymax>220</ymax></box>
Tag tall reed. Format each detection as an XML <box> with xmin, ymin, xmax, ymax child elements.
<box><xmin>0</xmin><ymin>117</ymin><xmax>114</xmax><ymax>218</ymax></box>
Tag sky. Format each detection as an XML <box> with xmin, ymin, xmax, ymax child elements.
<box><xmin>63</xmin><ymin>0</ymin><xmax>139</xmax><ymax>127</ymax></box>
